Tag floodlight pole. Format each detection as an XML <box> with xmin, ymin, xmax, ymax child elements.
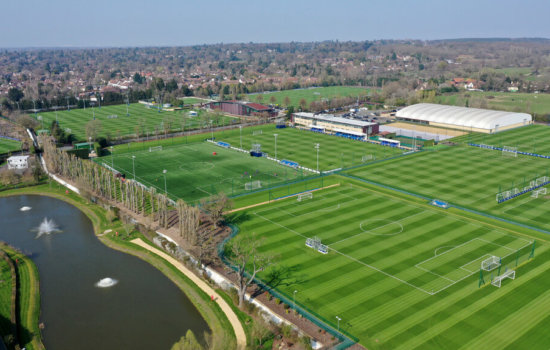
<box><xmin>315</xmin><ymin>143</ymin><xmax>320</xmax><ymax>172</ymax></box>
<box><xmin>163</xmin><ymin>169</ymin><xmax>168</xmax><ymax>194</ymax></box>
<box><xmin>274</xmin><ymin>133</ymin><xmax>278</xmax><ymax>160</ymax></box>
<box><xmin>132</xmin><ymin>155</ymin><xmax>136</xmax><ymax>180</ymax></box>
<box><xmin>239</xmin><ymin>125</ymin><xmax>242</xmax><ymax>149</ymax></box>
<box><xmin>126</xmin><ymin>96</ymin><xmax>129</xmax><ymax>116</ymax></box>
<box><xmin>293</xmin><ymin>290</ymin><xmax>297</xmax><ymax>310</ymax></box>
<box><xmin>66</xmin><ymin>96</ymin><xmax>70</xmax><ymax>111</ymax></box>
<box><xmin>32</xmin><ymin>99</ymin><xmax>37</xmax><ymax>116</ymax></box>
<box><xmin>110</xmin><ymin>146</ymin><xmax>114</xmax><ymax>167</ymax></box>
<box><xmin>210</xmin><ymin>120</ymin><xmax>214</xmax><ymax>140</ymax></box>
<box><xmin>336</xmin><ymin>316</ymin><xmax>341</xmax><ymax>331</ymax></box>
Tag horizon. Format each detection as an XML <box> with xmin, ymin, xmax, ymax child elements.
<box><xmin>2</xmin><ymin>37</ymin><xmax>550</xmax><ymax>50</ymax></box>
<box><xmin>2</xmin><ymin>0</ymin><xmax>550</xmax><ymax>48</ymax></box>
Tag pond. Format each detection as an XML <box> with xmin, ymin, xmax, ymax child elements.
<box><xmin>0</xmin><ymin>195</ymin><xmax>209</xmax><ymax>350</ymax></box>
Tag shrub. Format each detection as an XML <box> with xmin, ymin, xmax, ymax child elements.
<box><xmin>275</xmin><ymin>298</ymin><xmax>281</xmax><ymax>305</ymax></box>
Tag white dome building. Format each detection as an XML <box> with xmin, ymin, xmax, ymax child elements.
<box><xmin>395</xmin><ymin>103</ymin><xmax>532</xmax><ymax>134</ymax></box>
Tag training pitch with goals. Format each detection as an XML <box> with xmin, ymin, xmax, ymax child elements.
<box><xmin>228</xmin><ymin>180</ymin><xmax>548</xmax><ymax>348</ymax></box>
<box><xmin>96</xmin><ymin>141</ymin><xmax>306</xmax><ymax>202</ymax></box>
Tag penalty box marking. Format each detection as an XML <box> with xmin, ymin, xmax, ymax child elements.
<box><xmin>416</xmin><ymin>238</ymin><xmax>527</xmax><ymax>282</ymax></box>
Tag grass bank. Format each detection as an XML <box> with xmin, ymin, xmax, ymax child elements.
<box><xmin>0</xmin><ymin>183</ymin><xmax>237</xmax><ymax>349</ymax></box>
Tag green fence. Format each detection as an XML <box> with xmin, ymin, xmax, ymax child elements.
<box><xmin>218</xmin><ymin>224</ymin><xmax>358</xmax><ymax>349</ymax></box>
<box><xmin>478</xmin><ymin>241</ymin><xmax>536</xmax><ymax>287</ymax></box>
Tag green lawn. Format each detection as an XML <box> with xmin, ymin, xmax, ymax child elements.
<box><xmin>32</xmin><ymin>103</ymin><xmax>239</xmax><ymax>141</ymax></box>
<box><xmin>346</xmin><ymin>144</ymin><xmax>550</xmax><ymax>232</ymax></box>
<box><xmin>227</xmin><ymin>179</ymin><xmax>548</xmax><ymax>349</ymax></box>
<box><xmin>248</xmin><ymin>86</ymin><xmax>374</xmax><ymax>108</ymax></box>
<box><xmin>182</xmin><ymin>97</ymin><xmax>210</xmax><ymax>105</ymax></box>
<box><xmin>216</xmin><ymin>125</ymin><xmax>405</xmax><ymax>171</ymax></box>
<box><xmin>452</xmin><ymin>124</ymin><xmax>550</xmax><ymax>156</ymax></box>
<box><xmin>0</xmin><ymin>252</ymin><xmax>14</xmax><ymax>345</ymax></box>
<box><xmin>434</xmin><ymin>91</ymin><xmax>550</xmax><ymax>115</ymax></box>
<box><xmin>0</xmin><ymin>138</ymin><xmax>22</xmax><ymax>154</ymax></box>
<box><xmin>97</xmin><ymin>141</ymin><xmax>308</xmax><ymax>203</ymax></box>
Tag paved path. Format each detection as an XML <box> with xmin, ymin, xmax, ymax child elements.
<box><xmin>130</xmin><ymin>238</ymin><xmax>246</xmax><ymax>349</ymax></box>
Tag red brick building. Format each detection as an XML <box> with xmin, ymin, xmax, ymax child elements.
<box><xmin>205</xmin><ymin>101</ymin><xmax>276</xmax><ymax>117</ymax></box>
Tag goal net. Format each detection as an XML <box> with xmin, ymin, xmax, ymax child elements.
<box><xmin>362</xmin><ymin>154</ymin><xmax>374</xmax><ymax>162</ymax></box>
<box><xmin>245</xmin><ymin>180</ymin><xmax>262</xmax><ymax>190</ymax></box>
<box><xmin>502</xmin><ymin>146</ymin><xmax>518</xmax><ymax>157</ymax></box>
<box><xmin>149</xmin><ymin>146</ymin><xmax>163</xmax><ymax>152</ymax></box>
<box><xmin>531</xmin><ymin>187</ymin><xmax>547</xmax><ymax>198</ymax></box>
<box><xmin>253</xmin><ymin>130</ymin><xmax>263</xmax><ymax>136</ymax></box>
<box><xmin>491</xmin><ymin>269</ymin><xmax>516</xmax><ymax>288</ymax></box>
<box><xmin>297</xmin><ymin>192</ymin><xmax>313</xmax><ymax>202</ymax></box>
<box><xmin>481</xmin><ymin>256</ymin><xmax>500</xmax><ymax>271</ymax></box>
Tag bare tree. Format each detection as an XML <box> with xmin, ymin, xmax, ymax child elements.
<box><xmin>228</xmin><ymin>234</ymin><xmax>276</xmax><ymax>308</ymax></box>
<box><xmin>201</xmin><ymin>192</ymin><xmax>232</xmax><ymax>228</ymax></box>
<box><xmin>85</xmin><ymin>119</ymin><xmax>102</xmax><ymax>141</ymax></box>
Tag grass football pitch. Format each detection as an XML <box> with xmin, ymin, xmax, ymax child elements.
<box><xmin>228</xmin><ymin>180</ymin><xmax>548</xmax><ymax>349</ymax></box>
<box><xmin>216</xmin><ymin>125</ymin><xmax>405</xmax><ymax>171</ymax></box>
<box><xmin>248</xmin><ymin>86</ymin><xmax>373</xmax><ymax>108</ymax></box>
<box><xmin>0</xmin><ymin>138</ymin><xmax>21</xmax><ymax>154</ymax></box>
<box><xmin>33</xmin><ymin>103</ymin><xmax>238</xmax><ymax>141</ymax></box>
<box><xmin>97</xmin><ymin>141</ymin><xmax>307</xmax><ymax>203</ymax></box>
<box><xmin>434</xmin><ymin>91</ymin><xmax>550</xmax><ymax>115</ymax></box>
<box><xmin>346</xmin><ymin>144</ymin><xmax>550</xmax><ymax>231</ymax></box>
<box><xmin>451</xmin><ymin>124</ymin><xmax>550</xmax><ymax>156</ymax></box>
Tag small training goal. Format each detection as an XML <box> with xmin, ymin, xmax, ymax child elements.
<box><xmin>531</xmin><ymin>187</ymin><xmax>547</xmax><ymax>198</ymax></box>
<box><xmin>305</xmin><ymin>236</ymin><xmax>329</xmax><ymax>254</ymax></box>
<box><xmin>245</xmin><ymin>180</ymin><xmax>262</xmax><ymax>190</ymax></box>
<box><xmin>253</xmin><ymin>130</ymin><xmax>263</xmax><ymax>136</ymax></box>
<box><xmin>149</xmin><ymin>146</ymin><xmax>163</xmax><ymax>152</ymax></box>
<box><xmin>491</xmin><ymin>269</ymin><xmax>516</xmax><ymax>288</ymax></box>
<box><xmin>362</xmin><ymin>154</ymin><xmax>374</xmax><ymax>162</ymax></box>
<box><xmin>297</xmin><ymin>192</ymin><xmax>313</xmax><ymax>202</ymax></box>
<box><xmin>502</xmin><ymin>146</ymin><xmax>518</xmax><ymax>157</ymax></box>
<box><xmin>481</xmin><ymin>256</ymin><xmax>500</xmax><ymax>271</ymax></box>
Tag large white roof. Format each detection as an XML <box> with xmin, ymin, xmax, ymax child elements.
<box><xmin>396</xmin><ymin>103</ymin><xmax>532</xmax><ymax>130</ymax></box>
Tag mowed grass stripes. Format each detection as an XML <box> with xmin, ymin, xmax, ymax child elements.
<box><xmin>217</xmin><ymin>126</ymin><xmax>404</xmax><ymax>171</ymax></box>
<box><xmin>34</xmin><ymin>103</ymin><xmax>237</xmax><ymax>141</ymax></box>
<box><xmin>0</xmin><ymin>138</ymin><xmax>21</xmax><ymax>154</ymax></box>
<box><xmin>230</xmin><ymin>182</ymin><xmax>546</xmax><ymax>348</ymax></box>
<box><xmin>347</xmin><ymin>145</ymin><xmax>550</xmax><ymax>231</ymax></box>
<box><xmin>452</xmin><ymin>124</ymin><xmax>550</xmax><ymax>156</ymax></box>
<box><xmin>97</xmin><ymin>141</ymin><xmax>305</xmax><ymax>202</ymax></box>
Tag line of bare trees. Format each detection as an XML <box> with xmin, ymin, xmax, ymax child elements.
<box><xmin>41</xmin><ymin>136</ymin><xmax>201</xmax><ymax>240</ymax></box>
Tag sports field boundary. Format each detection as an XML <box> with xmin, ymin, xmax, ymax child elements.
<box><xmin>218</xmin><ymin>224</ymin><xmax>358</xmax><ymax>349</ymax></box>
<box><xmin>340</xmin><ymin>173</ymin><xmax>550</xmax><ymax>239</ymax></box>
<box><xmin>225</xmin><ymin>183</ymin><xmax>340</xmax><ymax>214</ymax></box>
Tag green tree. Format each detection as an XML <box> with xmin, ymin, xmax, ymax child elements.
<box><xmin>166</xmin><ymin>78</ymin><xmax>178</xmax><ymax>92</ymax></box>
<box><xmin>171</xmin><ymin>330</ymin><xmax>204</xmax><ymax>350</ymax></box>
<box><xmin>133</xmin><ymin>73</ymin><xmax>144</xmax><ymax>84</ymax></box>
<box><xmin>8</xmin><ymin>87</ymin><xmax>24</xmax><ymax>102</ymax></box>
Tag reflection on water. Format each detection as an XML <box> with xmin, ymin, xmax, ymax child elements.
<box><xmin>0</xmin><ymin>195</ymin><xmax>209</xmax><ymax>350</ymax></box>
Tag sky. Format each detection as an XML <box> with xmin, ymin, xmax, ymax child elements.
<box><xmin>2</xmin><ymin>0</ymin><xmax>550</xmax><ymax>47</ymax></box>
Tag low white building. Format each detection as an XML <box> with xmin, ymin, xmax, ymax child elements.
<box><xmin>7</xmin><ymin>155</ymin><xmax>29</xmax><ymax>170</ymax></box>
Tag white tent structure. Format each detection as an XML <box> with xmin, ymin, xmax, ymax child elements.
<box><xmin>395</xmin><ymin>103</ymin><xmax>532</xmax><ymax>134</ymax></box>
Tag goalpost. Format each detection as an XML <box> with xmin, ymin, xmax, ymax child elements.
<box><xmin>149</xmin><ymin>145</ymin><xmax>163</xmax><ymax>152</ymax></box>
<box><xmin>502</xmin><ymin>146</ymin><xmax>518</xmax><ymax>157</ymax></box>
<box><xmin>245</xmin><ymin>180</ymin><xmax>262</xmax><ymax>190</ymax></box>
<box><xmin>297</xmin><ymin>192</ymin><xmax>313</xmax><ymax>202</ymax></box>
<box><xmin>491</xmin><ymin>269</ymin><xmax>516</xmax><ymax>288</ymax></box>
<box><xmin>481</xmin><ymin>256</ymin><xmax>500</xmax><ymax>271</ymax></box>
<box><xmin>253</xmin><ymin>130</ymin><xmax>263</xmax><ymax>136</ymax></box>
<box><xmin>361</xmin><ymin>154</ymin><xmax>374</xmax><ymax>162</ymax></box>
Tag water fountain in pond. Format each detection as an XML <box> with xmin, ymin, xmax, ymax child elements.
<box><xmin>95</xmin><ymin>278</ymin><xmax>118</xmax><ymax>288</ymax></box>
<box><xmin>34</xmin><ymin>217</ymin><xmax>61</xmax><ymax>238</ymax></box>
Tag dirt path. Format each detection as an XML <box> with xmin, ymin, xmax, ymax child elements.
<box><xmin>130</xmin><ymin>238</ymin><xmax>247</xmax><ymax>349</ymax></box>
